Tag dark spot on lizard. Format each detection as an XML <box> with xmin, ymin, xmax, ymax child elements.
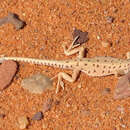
<box><xmin>93</xmin><ymin>70</ymin><xmax>96</xmax><ymax>73</ymax></box>
<box><xmin>78</xmin><ymin>59</ymin><xmax>82</xmax><ymax>62</ymax></box>
<box><xmin>119</xmin><ymin>65</ymin><xmax>121</xmax><ymax>68</ymax></box>
<box><xmin>108</xmin><ymin>70</ymin><xmax>111</xmax><ymax>73</ymax></box>
<box><xmin>88</xmin><ymin>70</ymin><xmax>91</xmax><ymax>74</ymax></box>
<box><xmin>111</xmin><ymin>60</ymin><xmax>114</xmax><ymax>63</ymax></box>
<box><xmin>124</xmin><ymin>65</ymin><xmax>126</xmax><ymax>68</ymax></box>
<box><xmin>109</xmin><ymin>66</ymin><xmax>111</xmax><ymax>69</ymax></box>
<box><xmin>65</xmin><ymin>66</ymin><xmax>69</xmax><ymax>68</ymax></box>
<box><xmin>113</xmin><ymin>66</ymin><xmax>116</xmax><ymax>69</ymax></box>
<box><xmin>61</xmin><ymin>65</ymin><xmax>64</xmax><ymax>68</ymax></box>
<box><xmin>96</xmin><ymin>64</ymin><xmax>99</xmax><ymax>67</ymax></box>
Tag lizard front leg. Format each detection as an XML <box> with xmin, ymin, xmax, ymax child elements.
<box><xmin>62</xmin><ymin>36</ymin><xmax>85</xmax><ymax>58</ymax></box>
<box><xmin>63</xmin><ymin>45</ymin><xmax>85</xmax><ymax>58</ymax></box>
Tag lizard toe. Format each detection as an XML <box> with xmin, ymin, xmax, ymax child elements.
<box><xmin>60</xmin><ymin>80</ymin><xmax>64</xmax><ymax>90</ymax></box>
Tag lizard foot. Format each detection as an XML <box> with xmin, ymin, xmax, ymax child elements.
<box><xmin>50</xmin><ymin>74</ymin><xmax>65</xmax><ymax>93</ymax></box>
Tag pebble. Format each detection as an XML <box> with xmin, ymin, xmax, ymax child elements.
<box><xmin>72</xmin><ymin>28</ymin><xmax>89</xmax><ymax>45</ymax></box>
<box><xmin>43</xmin><ymin>98</ymin><xmax>53</xmax><ymax>113</ymax></box>
<box><xmin>42</xmin><ymin>122</ymin><xmax>48</xmax><ymax>129</ymax></box>
<box><xmin>55</xmin><ymin>100</ymin><xmax>60</xmax><ymax>105</ymax></box>
<box><xmin>106</xmin><ymin>16</ymin><xmax>115</xmax><ymax>23</ymax></box>
<box><xmin>0</xmin><ymin>114</ymin><xmax>5</xmax><ymax>118</ymax></box>
<box><xmin>21</xmin><ymin>74</ymin><xmax>53</xmax><ymax>94</ymax></box>
<box><xmin>121</xmin><ymin>124</ymin><xmax>126</xmax><ymax>128</ymax></box>
<box><xmin>80</xmin><ymin>109</ymin><xmax>90</xmax><ymax>116</ymax></box>
<box><xmin>0</xmin><ymin>60</ymin><xmax>17</xmax><ymax>90</ymax></box>
<box><xmin>32</xmin><ymin>111</ymin><xmax>43</xmax><ymax>120</ymax></box>
<box><xmin>100</xmin><ymin>0</ymin><xmax>109</xmax><ymax>4</ymax></box>
<box><xmin>97</xmin><ymin>35</ymin><xmax>100</xmax><ymax>40</ymax></box>
<box><xmin>101</xmin><ymin>41</ymin><xmax>112</xmax><ymax>47</ymax></box>
<box><xmin>114</xmin><ymin>71</ymin><xmax>130</xmax><ymax>99</ymax></box>
<box><xmin>117</xmin><ymin>106</ymin><xmax>125</xmax><ymax>114</ymax></box>
<box><xmin>102</xmin><ymin>88</ymin><xmax>111</xmax><ymax>95</ymax></box>
<box><xmin>17</xmin><ymin>116</ymin><xmax>29</xmax><ymax>129</ymax></box>
<box><xmin>77</xmin><ymin>83</ymin><xmax>82</xmax><ymax>88</ymax></box>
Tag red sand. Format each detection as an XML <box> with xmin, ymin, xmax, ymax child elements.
<box><xmin>0</xmin><ymin>0</ymin><xmax>130</xmax><ymax>129</ymax></box>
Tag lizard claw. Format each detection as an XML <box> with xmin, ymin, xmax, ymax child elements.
<box><xmin>62</xmin><ymin>43</ymin><xmax>67</xmax><ymax>50</ymax></box>
<box><xmin>60</xmin><ymin>80</ymin><xmax>64</xmax><ymax>90</ymax></box>
<box><xmin>55</xmin><ymin>80</ymin><xmax>64</xmax><ymax>93</ymax></box>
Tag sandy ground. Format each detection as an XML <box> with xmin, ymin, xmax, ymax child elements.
<box><xmin>0</xmin><ymin>0</ymin><xmax>130</xmax><ymax>129</ymax></box>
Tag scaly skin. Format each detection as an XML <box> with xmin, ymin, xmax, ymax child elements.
<box><xmin>1</xmin><ymin>56</ymin><xmax>130</xmax><ymax>76</ymax></box>
<box><xmin>1</xmin><ymin>38</ymin><xmax>130</xmax><ymax>93</ymax></box>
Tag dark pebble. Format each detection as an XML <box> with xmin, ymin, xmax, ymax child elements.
<box><xmin>32</xmin><ymin>111</ymin><xmax>43</xmax><ymax>120</ymax></box>
<box><xmin>0</xmin><ymin>114</ymin><xmax>5</xmax><ymax>118</ymax></box>
<box><xmin>106</xmin><ymin>16</ymin><xmax>115</xmax><ymax>23</ymax></box>
<box><xmin>55</xmin><ymin>100</ymin><xmax>60</xmax><ymax>105</ymax></box>
<box><xmin>72</xmin><ymin>28</ymin><xmax>89</xmax><ymax>45</ymax></box>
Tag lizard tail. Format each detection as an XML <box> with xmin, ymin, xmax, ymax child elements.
<box><xmin>0</xmin><ymin>56</ymin><xmax>68</xmax><ymax>68</ymax></box>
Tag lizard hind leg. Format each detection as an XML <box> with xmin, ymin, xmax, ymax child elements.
<box><xmin>55</xmin><ymin>69</ymin><xmax>80</xmax><ymax>93</ymax></box>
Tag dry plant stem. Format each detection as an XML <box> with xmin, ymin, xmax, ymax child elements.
<box><xmin>0</xmin><ymin>12</ymin><xmax>25</xmax><ymax>30</ymax></box>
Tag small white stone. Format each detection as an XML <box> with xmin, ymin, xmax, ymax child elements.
<box><xmin>77</xmin><ymin>83</ymin><xmax>82</xmax><ymax>88</ymax></box>
<box><xmin>101</xmin><ymin>41</ymin><xmax>111</xmax><ymax>47</ymax></box>
<box><xmin>22</xmin><ymin>12</ymin><xmax>26</xmax><ymax>16</ymax></box>
<box><xmin>97</xmin><ymin>35</ymin><xmax>100</xmax><ymax>40</ymax></box>
<box><xmin>17</xmin><ymin>116</ymin><xmax>29</xmax><ymax>129</ymax></box>
<box><xmin>117</xmin><ymin>106</ymin><xmax>125</xmax><ymax>114</ymax></box>
<box><xmin>121</xmin><ymin>124</ymin><xmax>126</xmax><ymax>128</ymax></box>
<box><xmin>42</xmin><ymin>122</ymin><xmax>48</xmax><ymax>128</ymax></box>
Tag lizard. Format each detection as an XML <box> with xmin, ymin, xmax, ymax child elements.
<box><xmin>0</xmin><ymin>36</ymin><xmax>130</xmax><ymax>93</ymax></box>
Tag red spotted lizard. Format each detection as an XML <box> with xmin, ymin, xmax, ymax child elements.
<box><xmin>1</xmin><ymin>37</ymin><xmax>130</xmax><ymax>93</ymax></box>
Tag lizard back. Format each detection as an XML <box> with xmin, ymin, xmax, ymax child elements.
<box><xmin>78</xmin><ymin>56</ymin><xmax>130</xmax><ymax>76</ymax></box>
